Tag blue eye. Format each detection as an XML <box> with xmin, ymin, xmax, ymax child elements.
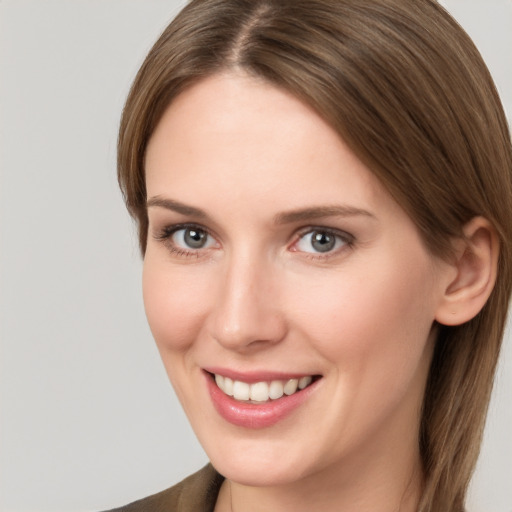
<box><xmin>295</xmin><ymin>229</ymin><xmax>349</xmax><ymax>254</ymax></box>
<box><xmin>171</xmin><ymin>227</ymin><xmax>215</xmax><ymax>250</ymax></box>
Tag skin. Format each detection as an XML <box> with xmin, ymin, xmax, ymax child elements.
<box><xmin>142</xmin><ymin>73</ymin><xmax>460</xmax><ymax>512</ymax></box>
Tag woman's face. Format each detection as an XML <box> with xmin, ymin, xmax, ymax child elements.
<box><xmin>143</xmin><ymin>73</ymin><xmax>452</xmax><ymax>487</ymax></box>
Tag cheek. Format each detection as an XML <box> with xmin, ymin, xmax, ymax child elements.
<box><xmin>291</xmin><ymin>254</ymin><xmax>438</xmax><ymax>381</ymax></box>
<box><xmin>142</xmin><ymin>257</ymin><xmax>212</xmax><ymax>352</ymax></box>
<box><xmin>290</xmin><ymin>258</ymin><xmax>438</xmax><ymax>448</ymax></box>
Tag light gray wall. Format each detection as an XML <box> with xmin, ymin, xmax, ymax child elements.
<box><xmin>0</xmin><ymin>1</ymin><xmax>510</xmax><ymax>511</ymax></box>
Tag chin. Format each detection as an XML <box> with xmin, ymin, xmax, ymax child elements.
<box><xmin>213</xmin><ymin>458</ymin><xmax>306</xmax><ymax>487</ymax></box>
<box><xmin>202</xmin><ymin>437</ymin><xmax>317</xmax><ymax>487</ymax></box>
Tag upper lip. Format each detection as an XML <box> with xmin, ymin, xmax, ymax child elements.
<box><xmin>203</xmin><ymin>367</ymin><xmax>320</xmax><ymax>383</ymax></box>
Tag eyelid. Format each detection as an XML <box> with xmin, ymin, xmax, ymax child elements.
<box><xmin>153</xmin><ymin>222</ymin><xmax>212</xmax><ymax>239</ymax></box>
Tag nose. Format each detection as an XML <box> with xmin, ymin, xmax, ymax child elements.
<box><xmin>207</xmin><ymin>251</ymin><xmax>287</xmax><ymax>352</ymax></box>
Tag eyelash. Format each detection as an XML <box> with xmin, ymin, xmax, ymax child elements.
<box><xmin>153</xmin><ymin>223</ymin><xmax>355</xmax><ymax>260</ymax></box>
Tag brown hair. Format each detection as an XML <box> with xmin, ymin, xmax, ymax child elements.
<box><xmin>117</xmin><ymin>1</ymin><xmax>512</xmax><ymax>510</ymax></box>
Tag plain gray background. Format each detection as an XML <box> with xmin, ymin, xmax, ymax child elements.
<box><xmin>1</xmin><ymin>1</ymin><xmax>511</xmax><ymax>511</ymax></box>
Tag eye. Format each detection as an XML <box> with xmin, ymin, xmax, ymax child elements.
<box><xmin>294</xmin><ymin>229</ymin><xmax>351</xmax><ymax>254</ymax></box>
<box><xmin>171</xmin><ymin>226</ymin><xmax>216</xmax><ymax>250</ymax></box>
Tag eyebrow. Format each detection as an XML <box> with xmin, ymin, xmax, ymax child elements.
<box><xmin>146</xmin><ymin>197</ymin><xmax>208</xmax><ymax>218</ymax></box>
<box><xmin>274</xmin><ymin>205</ymin><xmax>375</xmax><ymax>224</ymax></box>
<box><xmin>146</xmin><ymin>196</ymin><xmax>375</xmax><ymax>224</ymax></box>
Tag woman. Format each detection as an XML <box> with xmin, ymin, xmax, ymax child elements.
<box><xmin>112</xmin><ymin>0</ymin><xmax>512</xmax><ymax>510</ymax></box>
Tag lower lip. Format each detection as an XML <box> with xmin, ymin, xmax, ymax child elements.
<box><xmin>205</xmin><ymin>373</ymin><xmax>320</xmax><ymax>429</ymax></box>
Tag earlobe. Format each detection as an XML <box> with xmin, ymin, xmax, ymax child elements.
<box><xmin>435</xmin><ymin>217</ymin><xmax>499</xmax><ymax>326</ymax></box>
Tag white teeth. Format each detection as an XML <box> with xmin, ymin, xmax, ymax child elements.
<box><xmin>214</xmin><ymin>374</ymin><xmax>314</xmax><ymax>402</ymax></box>
<box><xmin>269</xmin><ymin>380</ymin><xmax>284</xmax><ymax>400</ymax></box>
<box><xmin>217</xmin><ymin>374</ymin><xmax>234</xmax><ymax>396</ymax></box>
<box><xmin>233</xmin><ymin>380</ymin><xmax>250</xmax><ymax>400</ymax></box>
<box><xmin>298</xmin><ymin>376</ymin><xmax>312</xmax><ymax>389</ymax></box>
<box><xmin>224</xmin><ymin>377</ymin><xmax>234</xmax><ymax>396</ymax></box>
<box><xmin>250</xmin><ymin>381</ymin><xmax>269</xmax><ymax>402</ymax></box>
<box><xmin>284</xmin><ymin>378</ymin><xmax>299</xmax><ymax>395</ymax></box>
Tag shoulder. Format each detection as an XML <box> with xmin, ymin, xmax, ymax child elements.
<box><xmin>102</xmin><ymin>464</ymin><xmax>224</xmax><ymax>512</ymax></box>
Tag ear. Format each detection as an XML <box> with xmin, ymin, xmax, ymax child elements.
<box><xmin>435</xmin><ymin>217</ymin><xmax>499</xmax><ymax>326</ymax></box>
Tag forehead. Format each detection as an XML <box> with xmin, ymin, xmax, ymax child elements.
<box><xmin>144</xmin><ymin>72</ymin><xmax>396</xmax><ymax>220</ymax></box>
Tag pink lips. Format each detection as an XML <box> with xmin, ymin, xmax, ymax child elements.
<box><xmin>204</xmin><ymin>370</ymin><xmax>320</xmax><ymax>429</ymax></box>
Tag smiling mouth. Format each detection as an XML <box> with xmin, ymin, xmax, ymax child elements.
<box><xmin>210</xmin><ymin>373</ymin><xmax>320</xmax><ymax>403</ymax></box>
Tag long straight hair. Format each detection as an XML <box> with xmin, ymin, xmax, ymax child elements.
<box><xmin>117</xmin><ymin>1</ymin><xmax>512</xmax><ymax>510</ymax></box>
